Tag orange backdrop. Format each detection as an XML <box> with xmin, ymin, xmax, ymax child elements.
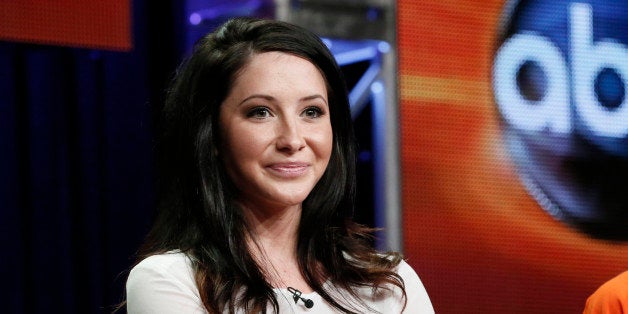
<box><xmin>0</xmin><ymin>1</ymin><xmax>131</xmax><ymax>51</ymax></box>
<box><xmin>398</xmin><ymin>1</ymin><xmax>628</xmax><ymax>313</ymax></box>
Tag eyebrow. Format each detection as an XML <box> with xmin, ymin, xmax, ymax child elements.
<box><xmin>238</xmin><ymin>94</ymin><xmax>328</xmax><ymax>106</ymax></box>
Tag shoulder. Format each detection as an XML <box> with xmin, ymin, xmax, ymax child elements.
<box><xmin>132</xmin><ymin>251</ymin><xmax>191</xmax><ymax>268</ymax></box>
<box><xmin>395</xmin><ymin>259</ymin><xmax>435</xmax><ymax>313</ymax></box>
<box><xmin>395</xmin><ymin>259</ymin><xmax>419</xmax><ymax>280</ymax></box>
<box><xmin>126</xmin><ymin>252</ymin><xmax>206</xmax><ymax>313</ymax></box>
<box><xmin>584</xmin><ymin>271</ymin><xmax>628</xmax><ymax>314</ymax></box>
<box><xmin>127</xmin><ymin>251</ymin><xmax>197</xmax><ymax>291</ymax></box>
<box><xmin>130</xmin><ymin>251</ymin><xmax>194</xmax><ymax>275</ymax></box>
<box><xmin>350</xmin><ymin>254</ymin><xmax>434</xmax><ymax>313</ymax></box>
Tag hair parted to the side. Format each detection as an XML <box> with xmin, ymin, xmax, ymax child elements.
<box><xmin>137</xmin><ymin>17</ymin><xmax>407</xmax><ymax>313</ymax></box>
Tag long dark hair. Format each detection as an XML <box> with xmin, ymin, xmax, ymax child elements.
<box><xmin>138</xmin><ymin>17</ymin><xmax>406</xmax><ymax>313</ymax></box>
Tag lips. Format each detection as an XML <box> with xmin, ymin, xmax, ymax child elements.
<box><xmin>266</xmin><ymin>162</ymin><xmax>310</xmax><ymax>178</ymax></box>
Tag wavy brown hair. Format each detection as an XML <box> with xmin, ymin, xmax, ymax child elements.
<box><xmin>136</xmin><ymin>17</ymin><xmax>406</xmax><ymax>313</ymax></box>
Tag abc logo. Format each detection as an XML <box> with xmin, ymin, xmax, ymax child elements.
<box><xmin>492</xmin><ymin>0</ymin><xmax>628</xmax><ymax>239</ymax></box>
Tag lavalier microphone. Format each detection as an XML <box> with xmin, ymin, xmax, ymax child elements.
<box><xmin>287</xmin><ymin>287</ymin><xmax>314</xmax><ymax>309</ymax></box>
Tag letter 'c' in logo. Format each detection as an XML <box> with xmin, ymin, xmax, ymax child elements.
<box><xmin>492</xmin><ymin>0</ymin><xmax>628</xmax><ymax>240</ymax></box>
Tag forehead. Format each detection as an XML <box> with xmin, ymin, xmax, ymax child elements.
<box><xmin>229</xmin><ymin>51</ymin><xmax>328</xmax><ymax>95</ymax></box>
<box><xmin>238</xmin><ymin>51</ymin><xmax>322</xmax><ymax>77</ymax></box>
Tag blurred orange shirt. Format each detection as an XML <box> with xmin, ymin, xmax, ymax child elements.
<box><xmin>584</xmin><ymin>271</ymin><xmax>628</xmax><ymax>314</ymax></box>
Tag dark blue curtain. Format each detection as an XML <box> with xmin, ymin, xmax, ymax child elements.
<box><xmin>0</xmin><ymin>1</ymin><xmax>182</xmax><ymax>312</ymax></box>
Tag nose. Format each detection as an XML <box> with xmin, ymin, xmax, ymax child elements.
<box><xmin>276</xmin><ymin>117</ymin><xmax>306</xmax><ymax>153</ymax></box>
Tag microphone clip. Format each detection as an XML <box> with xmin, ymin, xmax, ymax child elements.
<box><xmin>287</xmin><ymin>287</ymin><xmax>314</xmax><ymax>309</ymax></box>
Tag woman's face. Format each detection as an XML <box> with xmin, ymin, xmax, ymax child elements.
<box><xmin>219</xmin><ymin>51</ymin><xmax>333</xmax><ymax>212</ymax></box>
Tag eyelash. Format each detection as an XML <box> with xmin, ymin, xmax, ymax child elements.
<box><xmin>246</xmin><ymin>107</ymin><xmax>271</xmax><ymax>119</ymax></box>
<box><xmin>303</xmin><ymin>106</ymin><xmax>324</xmax><ymax>118</ymax></box>
<box><xmin>245</xmin><ymin>106</ymin><xmax>326</xmax><ymax>119</ymax></box>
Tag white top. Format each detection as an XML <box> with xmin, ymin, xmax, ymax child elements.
<box><xmin>126</xmin><ymin>252</ymin><xmax>434</xmax><ymax>313</ymax></box>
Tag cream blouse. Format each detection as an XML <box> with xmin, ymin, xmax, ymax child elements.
<box><xmin>126</xmin><ymin>252</ymin><xmax>434</xmax><ymax>313</ymax></box>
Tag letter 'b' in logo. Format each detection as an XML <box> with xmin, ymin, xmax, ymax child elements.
<box><xmin>492</xmin><ymin>0</ymin><xmax>628</xmax><ymax>239</ymax></box>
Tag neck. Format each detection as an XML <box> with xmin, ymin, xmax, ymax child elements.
<box><xmin>242</xmin><ymin>203</ymin><xmax>311</xmax><ymax>291</ymax></box>
<box><xmin>243</xmin><ymin>202</ymin><xmax>301</xmax><ymax>251</ymax></box>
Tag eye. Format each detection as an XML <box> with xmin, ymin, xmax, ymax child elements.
<box><xmin>246</xmin><ymin>107</ymin><xmax>272</xmax><ymax>119</ymax></box>
<box><xmin>302</xmin><ymin>106</ymin><xmax>324</xmax><ymax>118</ymax></box>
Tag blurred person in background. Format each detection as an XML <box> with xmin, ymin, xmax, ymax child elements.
<box><xmin>584</xmin><ymin>271</ymin><xmax>628</xmax><ymax>314</ymax></box>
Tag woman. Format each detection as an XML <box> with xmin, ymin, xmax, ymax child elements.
<box><xmin>125</xmin><ymin>17</ymin><xmax>434</xmax><ymax>313</ymax></box>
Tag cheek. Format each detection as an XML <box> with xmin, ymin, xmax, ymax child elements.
<box><xmin>221</xmin><ymin>124</ymin><xmax>271</xmax><ymax>165</ymax></box>
<box><xmin>224</xmin><ymin>129</ymin><xmax>252</xmax><ymax>159</ymax></box>
<box><xmin>314</xmin><ymin>125</ymin><xmax>334</xmax><ymax>161</ymax></box>
<box><xmin>220</xmin><ymin>130</ymin><xmax>257</xmax><ymax>188</ymax></box>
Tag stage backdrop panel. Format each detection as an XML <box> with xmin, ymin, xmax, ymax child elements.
<box><xmin>0</xmin><ymin>1</ymin><xmax>131</xmax><ymax>51</ymax></box>
<box><xmin>398</xmin><ymin>0</ymin><xmax>628</xmax><ymax>313</ymax></box>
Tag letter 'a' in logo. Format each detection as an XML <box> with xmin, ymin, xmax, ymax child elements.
<box><xmin>492</xmin><ymin>0</ymin><xmax>628</xmax><ymax>240</ymax></box>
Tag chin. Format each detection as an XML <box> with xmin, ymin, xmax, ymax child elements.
<box><xmin>266</xmin><ymin>189</ymin><xmax>311</xmax><ymax>207</ymax></box>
